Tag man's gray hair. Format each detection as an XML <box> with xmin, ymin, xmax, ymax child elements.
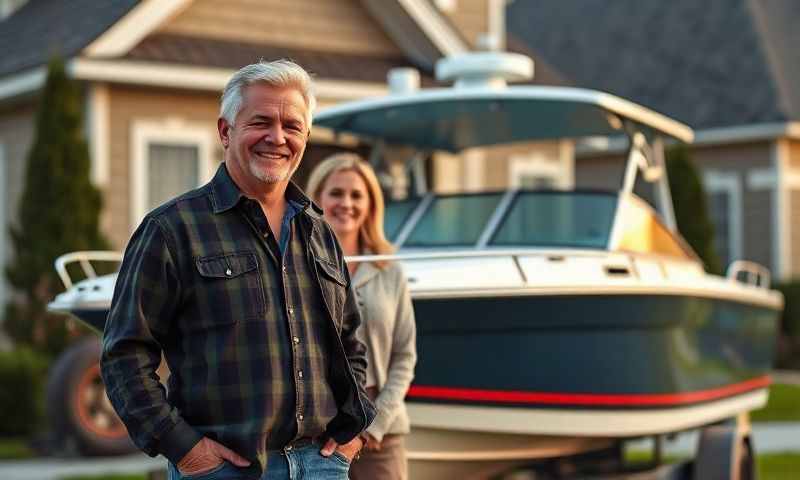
<box><xmin>220</xmin><ymin>59</ymin><xmax>316</xmax><ymax>127</ymax></box>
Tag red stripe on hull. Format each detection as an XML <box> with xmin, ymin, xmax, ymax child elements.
<box><xmin>407</xmin><ymin>376</ymin><xmax>771</xmax><ymax>407</ymax></box>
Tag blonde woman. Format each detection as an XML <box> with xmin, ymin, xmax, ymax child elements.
<box><xmin>307</xmin><ymin>153</ymin><xmax>416</xmax><ymax>480</ymax></box>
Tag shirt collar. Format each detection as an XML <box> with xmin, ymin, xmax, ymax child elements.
<box><xmin>210</xmin><ymin>162</ymin><xmax>322</xmax><ymax>215</ymax></box>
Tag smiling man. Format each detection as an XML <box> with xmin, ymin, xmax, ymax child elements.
<box><xmin>101</xmin><ymin>60</ymin><xmax>375</xmax><ymax>480</ymax></box>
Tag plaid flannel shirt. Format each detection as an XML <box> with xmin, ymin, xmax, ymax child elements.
<box><xmin>100</xmin><ymin>164</ymin><xmax>374</xmax><ymax>473</ymax></box>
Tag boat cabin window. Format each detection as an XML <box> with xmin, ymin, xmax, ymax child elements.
<box><xmin>384</xmin><ymin>198</ymin><xmax>421</xmax><ymax>241</ymax></box>
<box><xmin>490</xmin><ymin>192</ymin><xmax>617</xmax><ymax>249</ymax></box>
<box><xmin>403</xmin><ymin>193</ymin><xmax>504</xmax><ymax>247</ymax></box>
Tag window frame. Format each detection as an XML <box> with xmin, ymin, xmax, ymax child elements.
<box><xmin>508</xmin><ymin>142</ymin><xmax>574</xmax><ymax>190</ymax></box>
<box><xmin>130</xmin><ymin>119</ymin><xmax>217</xmax><ymax>230</ymax></box>
<box><xmin>703</xmin><ymin>171</ymin><xmax>742</xmax><ymax>268</ymax></box>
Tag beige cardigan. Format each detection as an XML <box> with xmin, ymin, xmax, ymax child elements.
<box><xmin>352</xmin><ymin>260</ymin><xmax>417</xmax><ymax>441</ymax></box>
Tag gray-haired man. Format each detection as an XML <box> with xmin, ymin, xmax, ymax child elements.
<box><xmin>101</xmin><ymin>60</ymin><xmax>375</xmax><ymax>479</ymax></box>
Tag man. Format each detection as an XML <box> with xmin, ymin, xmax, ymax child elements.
<box><xmin>101</xmin><ymin>60</ymin><xmax>375</xmax><ymax>479</ymax></box>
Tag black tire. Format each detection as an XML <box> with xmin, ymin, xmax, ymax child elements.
<box><xmin>46</xmin><ymin>336</ymin><xmax>137</xmax><ymax>456</ymax></box>
<box><xmin>738</xmin><ymin>437</ymin><xmax>757</xmax><ymax>480</ymax></box>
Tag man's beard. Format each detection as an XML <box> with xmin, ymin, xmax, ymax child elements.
<box><xmin>248</xmin><ymin>159</ymin><xmax>295</xmax><ymax>184</ymax></box>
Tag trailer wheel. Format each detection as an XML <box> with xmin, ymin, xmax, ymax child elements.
<box><xmin>46</xmin><ymin>337</ymin><xmax>136</xmax><ymax>456</ymax></box>
<box><xmin>738</xmin><ymin>437</ymin><xmax>756</xmax><ymax>480</ymax></box>
<box><xmin>694</xmin><ymin>423</ymin><xmax>757</xmax><ymax>480</ymax></box>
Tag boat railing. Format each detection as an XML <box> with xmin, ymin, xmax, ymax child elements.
<box><xmin>54</xmin><ymin>251</ymin><xmax>124</xmax><ymax>289</ymax></box>
<box><xmin>726</xmin><ymin>260</ymin><xmax>771</xmax><ymax>289</ymax></box>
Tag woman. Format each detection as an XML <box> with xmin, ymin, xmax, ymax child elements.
<box><xmin>307</xmin><ymin>153</ymin><xmax>417</xmax><ymax>480</ymax></box>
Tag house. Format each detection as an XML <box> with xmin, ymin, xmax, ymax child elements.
<box><xmin>0</xmin><ymin>0</ymin><xmax>574</xmax><ymax>343</ymax></box>
<box><xmin>0</xmin><ymin>0</ymin><xmax>454</xmax><ymax>335</ymax></box>
<box><xmin>508</xmin><ymin>0</ymin><xmax>800</xmax><ymax>281</ymax></box>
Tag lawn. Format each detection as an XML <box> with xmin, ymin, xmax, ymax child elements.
<box><xmin>759</xmin><ymin>453</ymin><xmax>800</xmax><ymax>480</ymax></box>
<box><xmin>626</xmin><ymin>450</ymin><xmax>800</xmax><ymax>480</ymax></box>
<box><xmin>751</xmin><ymin>383</ymin><xmax>800</xmax><ymax>422</ymax></box>
<box><xmin>0</xmin><ymin>437</ymin><xmax>34</xmax><ymax>460</ymax></box>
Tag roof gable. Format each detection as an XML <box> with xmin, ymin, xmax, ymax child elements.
<box><xmin>156</xmin><ymin>0</ymin><xmax>404</xmax><ymax>58</ymax></box>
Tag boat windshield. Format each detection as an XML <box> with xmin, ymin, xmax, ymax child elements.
<box><xmin>385</xmin><ymin>198</ymin><xmax>421</xmax><ymax>242</ymax></box>
<box><xmin>490</xmin><ymin>192</ymin><xmax>617</xmax><ymax>249</ymax></box>
<box><xmin>385</xmin><ymin>191</ymin><xmax>617</xmax><ymax>249</ymax></box>
<box><xmin>404</xmin><ymin>193</ymin><xmax>505</xmax><ymax>247</ymax></box>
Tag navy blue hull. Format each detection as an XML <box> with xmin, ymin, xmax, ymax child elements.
<box><xmin>67</xmin><ymin>291</ymin><xmax>778</xmax><ymax>409</ymax></box>
<box><xmin>407</xmin><ymin>293</ymin><xmax>778</xmax><ymax>409</ymax></box>
<box><xmin>70</xmin><ymin>309</ymin><xmax>109</xmax><ymax>334</ymax></box>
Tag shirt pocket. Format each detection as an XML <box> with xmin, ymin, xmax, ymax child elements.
<box><xmin>192</xmin><ymin>251</ymin><xmax>265</xmax><ymax>327</ymax></box>
<box><xmin>314</xmin><ymin>256</ymin><xmax>347</xmax><ymax>328</ymax></box>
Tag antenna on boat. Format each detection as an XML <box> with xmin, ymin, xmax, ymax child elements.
<box><xmin>435</xmin><ymin>51</ymin><xmax>533</xmax><ymax>89</ymax></box>
<box><xmin>435</xmin><ymin>0</ymin><xmax>531</xmax><ymax>89</ymax></box>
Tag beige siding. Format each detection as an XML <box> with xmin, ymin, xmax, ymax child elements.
<box><xmin>440</xmin><ymin>0</ymin><xmax>490</xmax><ymax>47</ymax></box>
<box><xmin>0</xmin><ymin>104</ymin><xmax>36</xmax><ymax>254</ymax></box>
<box><xmin>577</xmin><ymin>142</ymin><xmax>774</xmax><ymax>269</ymax></box>
<box><xmin>575</xmin><ymin>154</ymin><xmax>625</xmax><ymax>191</ymax></box>
<box><xmin>431</xmin><ymin>141</ymin><xmax>565</xmax><ymax>193</ymax></box>
<box><xmin>788</xmin><ymin>140</ymin><xmax>800</xmax><ymax>170</ymax></box>
<box><xmin>790</xmin><ymin>190</ymin><xmax>800</xmax><ymax>276</ymax></box>
<box><xmin>0</xmin><ymin>103</ymin><xmax>36</xmax><ymax>344</ymax></box>
<box><xmin>789</xmin><ymin>140</ymin><xmax>800</xmax><ymax>275</ymax></box>
<box><xmin>159</xmin><ymin>0</ymin><xmax>402</xmax><ymax>56</ymax></box>
<box><xmin>106</xmin><ymin>86</ymin><xmax>223</xmax><ymax>250</ymax></box>
<box><xmin>482</xmin><ymin>141</ymin><xmax>563</xmax><ymax>189</ymax></box>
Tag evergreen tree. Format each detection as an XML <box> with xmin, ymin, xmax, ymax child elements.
<box><xmin>3</xmin><ymin>57</ymin><xmax>108</xmax><ymax>355</ymax></box>
<box><xmin>666</xmin><ymin>144</ymin><xmax>723</xmax><ymax>274</ymax></box>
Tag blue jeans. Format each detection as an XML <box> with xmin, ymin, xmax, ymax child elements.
<box><xmin>168</xmin><ymin>443</ymin><xmax>350</xmax><ymax>480</ymax></box>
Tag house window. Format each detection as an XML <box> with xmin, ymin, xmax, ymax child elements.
<box><xmin>704</xmin><ymin>172</ymin><xmax>742</xmax><ymax>269</ymax></box>
<box><xmin>146</xmin><ymin>144</ymin><xmax>200</xmax><ymax>211</ymax></box>
<box><xmin>509</xmin><ymin>150</ymin><xmax>572</xmax><ymax>190</ymax></box>
<box><xmin>131</xmin><ymin>119</ymin><xmax>216</xmax><ymax>229</ymax></box>
<box><xmin>517</xmin><ymin>174</ymin><xmax>558</xmax><ymax>190</ymax></box>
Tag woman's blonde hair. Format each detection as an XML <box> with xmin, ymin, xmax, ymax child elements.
<box><xmin>306</xmin><ymin>153</ymin><xmax>394</xmax><ymax>266</ymax></box>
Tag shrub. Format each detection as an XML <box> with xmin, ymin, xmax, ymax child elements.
<box><xmin>3</xmin><ymin>56</ymin><xmax>108</xmax><ymax>357</ymax></box>
<box><xmin>0</xmin><ymin>347</ymin><xmax>48</xmax><ymax>436</ymax></box>
<box><xmin>773</xmin><ymin>280</ymin><xmax>800</xmax><ymax>369</ymax></box>
<box><xmin>666</xmin><ymin>145</ymin><xmax>723</xmax><ymax>274</ymax></box>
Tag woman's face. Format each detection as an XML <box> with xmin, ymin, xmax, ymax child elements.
<box><xmin>319</xmin><ymin>169</ymin><xmax>371</xmax><ymax>239</ymax></box>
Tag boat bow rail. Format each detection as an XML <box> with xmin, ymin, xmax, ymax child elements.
<box><xmin>54</xmin><ymin>250</ymin><xmax>123</xmax><ymax>290</ymax></box>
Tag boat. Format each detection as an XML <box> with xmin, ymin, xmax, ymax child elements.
<box><xmin>48</xmin><ymin>49</ymin><xmax>782</xmax><ymax>478</ymax></box>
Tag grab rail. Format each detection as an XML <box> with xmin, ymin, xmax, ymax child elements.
<box><xmin>726</xmin><ymin>260</ymin><xmax>771</xmax><ymax>289</ymax></box>
<box><xmin>54</xmin><ymin>251</ymin><xmax>124</xmax><ymax>289</ymax></box>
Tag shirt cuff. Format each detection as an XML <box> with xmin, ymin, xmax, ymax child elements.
<box><xmin>158</xmin><ymin>419</ymin><xmax>203</xmax><ymax>465</ymax></box>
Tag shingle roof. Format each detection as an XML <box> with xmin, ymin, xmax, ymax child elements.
<box><xmin>507</xmin><ymin>0</ymin><xmax>800</xmax><ymax>129</ymax></box>
<box><xmin>0</xmin><ymin>0</ymin><xmax>139</xmax><ymax>77</ymax></box>
<box><xmin>125</xmin><ymin>34</ymin><xmax>436</xmax><ymax>85</ymax></box>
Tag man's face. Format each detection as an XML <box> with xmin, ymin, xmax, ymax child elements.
<box><xmin>219</xmin><ymin>83</ymin><xmax>309</xmax><ymax>187</ymax></box>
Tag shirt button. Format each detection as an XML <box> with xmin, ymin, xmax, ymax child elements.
<box><xmin>225</xmin><ymin>268</ymin><xmax>232</xmax><ymax>276</ymax></box>
<box><xmin>293</xmin><ymin>336</ymin><xmax>300</xmax><ymax>344</ymax></box>
<box><xmin>288</xmin><ymin>307</ymin><xmax>294</xmax><ymax>316</ymax></box>
<box><xmin>297</xmin><ymin>413</ymin><xmax>304</xmax><ymax>421</ymax></box>
<box><xmin>298</xmin><ymin>370</ymin><xmax>304</xmax><ymax>379</ymax></box>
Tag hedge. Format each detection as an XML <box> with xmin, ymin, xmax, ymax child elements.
<box><xmin>0</xmin><ymin>347</ymin><xmax>48</xmax><ymax>436</ymax></box>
